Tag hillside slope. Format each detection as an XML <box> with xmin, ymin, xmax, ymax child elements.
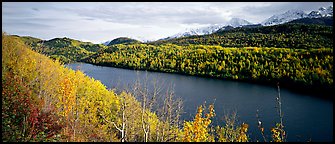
<box><xmin>3</xmin><ymin>33</ymin><xmax>261</xmax><ymax>142</ymax></box>
<box><xmin>151</xmin><ymin>23</ymin><xmax>333</xmax><ymax>49</ymax></box>
<box><xmin>85</xmin><ymin>43</ymin><xmax>333</xmax><ymax>98</ymax></box>
<box><xmin>13</xmin><ymin>36</ymin><xmax>108</xmax><ymax>63</ymax></box>
<box><xmin>287</xmin><ymin>16</ymin><xmax>333</xmax><ymax>26</ymax></box>
<box><xmin>2</xmin><ymin>33</ymin><xmax>169</xmax><ymax>142</ymax></box>
<box><xmin>107</xmin><ymin>37</ymin><xmax>141</xmax><ymax>46</ymax></box>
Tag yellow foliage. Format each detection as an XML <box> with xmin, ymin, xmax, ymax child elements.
<box><xmin>180</xmin><ymin>104</ymin><xmax>215</xmax><ymax>142</ymax></box>
<box><xmin>57</xmin><ymin>77</ymin><xmax>76</xmax><ymax>118</ymax></box>
<box><xmin>271</xmin><ymin>123</ymin><xmax>286</xmax><ymax>142</ymax></box>
<box><xmin>2</xmin><ymin>33</ymin><xmax>121</xmax><ymax>141</ymax></box>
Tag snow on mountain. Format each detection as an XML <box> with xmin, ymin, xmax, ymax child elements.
<box><xmin>165</xmin><ymin>18</ymin><xmax>252</xmax><ymax>39</ymax></box>
<box><xmin>308</xmin><ymin>6</ymin><xmax>333</xmax><ymax>18</ymax></box>
<box><xmin>164</xmin><ymin>24</ymin><xmax>224</xmax><ymax>39</ymax></box>
<box><xmin>162</xmin><ymin>6</ymin><xmax>333</xmax><ymax>40</ymax></box>
<box><xmin>262</xmin><ymin>9</ymin><xmax>308</xmax><ymax>26</ymax></box>
<box><xmin>227</xmin><ymin>18</ymin><xmax>253</xmax><ymax>27</ymax></box>
<box><xmin>262</xmin><ymin>6</ymin><xmax>333</xmax><ymax>26</ymax></box>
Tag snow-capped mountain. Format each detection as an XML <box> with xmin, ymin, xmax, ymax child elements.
<box><xmin>162</xmin><ymin>6</ymin><xmax>333</xmax><ymax>40</ymax></box>
<box><xmin>227</xmin><ymin>18</ymin><xmax>253</xmax><ymax>27</ymax></box>
<box><xmin>262</xmin><ymin>9</ymin><xmax>307</xmax><ymax>26</ymax></box>
<box><xmin>262</xmin><ymin>6</ymin><xmax>333</xmax><ymax>26</ymax></box>
<box><xmin>165</xmin><ymin>18</ymin><xmax>252</xmax><ymax>39</ymax></box>
<box><xmin>308</xmin><ymin>6</ymin><xmax>333</xmax><ymax>18</ymax></box>
<box><xmin>166</xmin><ymin>24</ymin><xmax>224</xmax><ymax>39</ymax></box>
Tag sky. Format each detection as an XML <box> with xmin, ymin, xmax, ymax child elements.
<box><xmin>2</xmin><ymin>2</ymin><xmax>333</xmax><ymax>44</ymax></box>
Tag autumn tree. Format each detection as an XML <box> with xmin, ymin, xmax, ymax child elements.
<box><xmin>179</xmin><ymin>104</ymin><xmax>215</xmax><ymax>142</ymax></box>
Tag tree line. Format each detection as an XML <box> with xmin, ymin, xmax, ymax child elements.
<box><xmin>151</xmin><ymin>23</ymin><xmax>333</xmax><ymax>49</ymax></box>
<box><xmin>12</xmin><ymin>23</ymin><xmax>334</xmax><ymax>96</ymax></box>
<box><xmin>4</xmin><ymin>33</ymin><xmax>290</xmax><ymax>142</ymax></box>
<box><xmin>84</xmin><ymin>43</ymin><xmax>333</xmax><ymax>98</ymax></box>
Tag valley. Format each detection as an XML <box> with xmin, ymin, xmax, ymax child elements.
<box><xmin>2</xmin><ymin>3</ymin><xmax>333</xmax><ymax>142</ymax></box>
<box><xmin>14</xmin><ymin>22</ymin><xmax>334</xmax><ymax>99</ymax></box>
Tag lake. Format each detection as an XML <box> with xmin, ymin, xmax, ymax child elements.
<box><xmin>66</xmin><ymin>62</ymin><xmax>333</xmax><ymax>142</ymax></box>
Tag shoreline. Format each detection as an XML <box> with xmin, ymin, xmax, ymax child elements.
<box><xmin>71</xmin><ymin>61</ymin><xmax>334</xmax><ymax>100</ymax></box>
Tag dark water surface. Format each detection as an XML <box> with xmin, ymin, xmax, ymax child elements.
<box><xmin>66</xmin><ymin>62</ymin><xmax>333</xmax><ymax>142</ymax></box>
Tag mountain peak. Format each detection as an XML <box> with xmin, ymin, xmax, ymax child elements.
<box><xmin>308</xmin><ymin>6</ymin><xmax>333</xmax><ymax>18</ymax></box>
<box><xmin>164</xmin><ymin>18</ymin><xmax>253</xmax><ymax>40</ymax></box>
<box><xmin>165</xmin><ymin>24</ymin><xmax>225</xmax><ymax>40</ymax></box>
<box><xmin>227</xmin><ymin>18</ymin><xmax>253</xmax><ymax>27</ymax></box>
<box><xmin>319</xmin><ymin>7</ymin><xmax>326</xmax><ymax>11</ymax></box>
<box><xmin>162</xmin><ymin>6</ymin><xmax>333</xmax><ymax>40</ymax></box>
<box><xmin>262</xmin><ymin>9</ymin><xmax>308</xmax><ymax>26</ymax></box>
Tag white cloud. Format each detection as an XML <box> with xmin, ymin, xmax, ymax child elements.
<box><xmin>2</xmin><ymin>2</ymin><xmax>333</xmax><ymax>43</ymax></box>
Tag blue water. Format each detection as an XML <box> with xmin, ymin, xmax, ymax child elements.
<box><xmin>66</xmin><ymin>62</ymin><xmax>333</xmax><ymax>142</ymax></box>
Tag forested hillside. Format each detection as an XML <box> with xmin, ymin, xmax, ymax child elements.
<box><xmin>287</xmin><ymin>16</ymin><xmax>333</xmax><ymax>26</ymax></box>
<box><xmin>84</xmin><ymin>43</ymin><xmax>333</xmax><ymax>97</ymax></box>
<box><xmin>12</xmin><ymin>35</ymin><xmax>107</xmax><ymax>63</ymax></box>
<box><xmin>2</xmin><ymin>33</ymin><xmax>169</xmax><ymax>142</ymax></box>
<box><xmin>12</xmin><ymin>22</ymin><xmax>334</xmax><ymax>98</ymax></box>
<box><xmin>151</xmin><ymin>23</ymin><xmax>333</xmax><ymax>49</ymax></box>
<box><xmin>3</xmin><ymin>33</ymin><xmax>119</xmax><ymax>141</ymax></box>
<box><xmin>3</xmin><ymin>2</ymin><xmax>333</xmax><ymax>142</ymax></box>
<box><xmin>107</xmin><ymin>37</ymin><xmax>141</xmax><ymax>46</ymax></box>
<box><xmin>5</xmin><ymin>33</ymin><xmax>280</xmax><ymax>142</ymax></box>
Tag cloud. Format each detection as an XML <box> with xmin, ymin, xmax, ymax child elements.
<box><xmin>2</xmin><ymin>2</ymin><xmax>333</xmax><ymax>43</ymax></box>
<box><xmin>235</xmin><ymin>2</ymin><xmax>333</xmax><ymax>23</ymax></box>
<box><xmin>69</xmin><ymin>2</ymin><xmax>234</xmax><ymax>26</ymax></box>
<box><xmin>3</xmin><ymin>21</ymin><xmax>52</xmax><ymax>29</ymax></box>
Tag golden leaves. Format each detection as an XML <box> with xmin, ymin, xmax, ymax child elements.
<box><xmin>181</xmin><ymin>104</ymin><xmax>215</xmax><ymax>142</ymax></box>
<box><xmin>57</xmin><ymin>77</ymin><xmax>76</xmax><ymax>118</ymax></box>
<box><xmin>271</xmin><ymin>123</ymin><xmax>285</xmax><ymax>142</ymax></box>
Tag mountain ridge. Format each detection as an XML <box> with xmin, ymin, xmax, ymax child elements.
<box><xmin>262</xmin><ymin>6</ymin><xmax>333</xmax><ymax>26</ymax></box>
<box><xmin>165</xmin><ymin>17</ymin><xmax>253</xmax><ymax>40</ymax></box>
<box><xmin>163</xmin><ymin>6</ymin><xmax>333</xmax><ymax>40</ymax></box>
